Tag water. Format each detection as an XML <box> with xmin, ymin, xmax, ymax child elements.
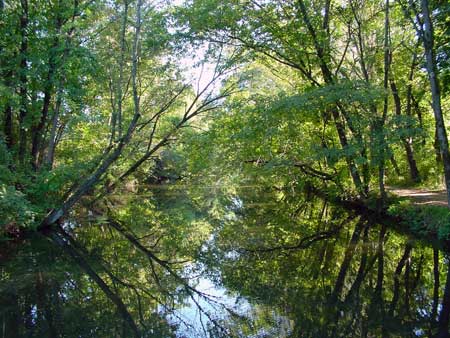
<box><xmin>0</xmin><ymin>188</ymin><xmax>448</xmax><ymax>337</ymax></box>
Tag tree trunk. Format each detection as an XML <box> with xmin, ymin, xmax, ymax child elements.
<box><xmin>375</xmin><ymin>223</ymin><xmax>388</xmax><ymax>338</ymax></box>
<box><xmin>3</xmin><ymin>105</ymin><xmax>13</xmax><ymax>150</ymax></box>
<box><xmin>44</xmin><ymin>85</ymin><xmax>63</xmax><ymax>168</ymax></box>
<box><xmin>2</xmin><ymin>68</ymin><xmax>14</xmax><ymax>149</ymax></box>
<box><xmin>18</xmin><ymin>0</ymin><xmax>28</xmax><ymax>164</ymax></box>
<box><xmin>378</xmin><ymin>0</ymin><xmax>390</xmax><ymax>205</ymax></box>
<box><xmin>345</xmin><ymin>224</ymin><xmax>370</xmax><ymax>301</ymax></box>
<box><xmin>389</xmin><ymin>152</ymin><xmax>402</xmax><ymax>177</ymax></box>
<box><xmin>31</xmin><ymin>45</ymin><xmax>57</xmax><ymax>169</ymax></box>
<box><xmin>50</xmin><ymin>231</ymin><xmax>140</xmax><ymax>337</ymax></box>
<box><xmin>435</xmin><ymin>122</ymin><xmax>443</xmax><ymax>164</ymax></box>
<box><xmin>298</xmin><ymin>0</ymin><xmax>366</xmax><ymax>196</ymax></box>
<box><xmin>432</xmin><ymin>248</ymin><xmax>440</xmax><ymax>326</ymax></box>
<box><xmin>39</xmin><ymin>0</ymin><xmax>143</xmax><ymax>228</ymax></box>
<box><xmin>388</xmin><ymin>243</ymin><xmax>412</xmax><ymax>317</ymax></box>
<box><xmin>116</xmin><ymin>0</ymin><xmax>128</xmax><ymax>140</ymax></box>
<box><xmin>437</xmin><ymin>263</ymin><xmax>450</xmax><ymax>338</ymax></box>
<box><xmin>332</xmin><ymin>219</ymin><xmax>365</xmax><ymax>302</ymax></box>
<box><xmin>420</xmin><ymin>0</ymin><xmax>450</xmax><ymax>206</ymax></box>
<box><xmin>390</xmin><ymin>79</ymin><xmax>421</xmax><ymax>182</ymax></box>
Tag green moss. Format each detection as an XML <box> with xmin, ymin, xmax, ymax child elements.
<box><xmin>387</xmin><ymin>200</ymin><xmax>450</xmax><ymax>240</ymax></box>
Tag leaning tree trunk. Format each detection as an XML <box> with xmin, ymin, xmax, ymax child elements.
<box><xmin>39</xmin><ymin>0</ymin><xmax>143</xmax><ymax>228</ymax></box>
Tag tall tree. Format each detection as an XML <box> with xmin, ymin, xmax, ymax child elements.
<box><xmin>420</xmin><ymin>0</ymin><xmax>450</xmax><ymax>206</ymax></box>
<box><xmin>400</xmin><ymin>0</ymin><xmax>450</xmax><ymax>205</ymax></box>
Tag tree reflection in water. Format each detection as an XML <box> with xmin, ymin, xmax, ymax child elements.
<box><xmin>1</xmin><ymin>187</ymin><xmax>450</xmax><ymax>337</ymax></box>
<box><xmin>200</xmin><ymin>186</ymin><xmax>450</xmax><ymax>338</ymax></box>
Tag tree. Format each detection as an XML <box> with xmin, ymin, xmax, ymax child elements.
<box><xmin>400</xmin><ymin>0</ymin><xmax>450</xmax><ymax>206</ymax></box>
<box><xmin>0</xmin><ymin>0</ymin><xmax>234</xmax><ymax>233</ymax></box>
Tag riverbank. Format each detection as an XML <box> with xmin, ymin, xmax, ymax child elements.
<box><xmin>308</xmin><ymin>185</ymin><xmax>450</xmax><ymax>250</ymax></box>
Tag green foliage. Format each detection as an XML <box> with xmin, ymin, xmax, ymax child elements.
<box><xmin>434</xmin><ymin>0</ymin><xmax>450</xmax><ymax>93</ymax></box>
<box><xmin>176</xmin><ymin>0</ymin><xmax>450</xmax><ymax>198</ymax></box>
<box><xmin>0</xmin><ymin>185</ymin><xmax>38</xmax><ymax>230</ymax></box>
<box><xmin>388</xmin><ymin>200</ymin><xmax>450</xmax><ymax>240</ymax></box>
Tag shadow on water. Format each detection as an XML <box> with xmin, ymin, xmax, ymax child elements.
<box><xmin>1</xmin><ymin>185</ymin><xmax>450</xmax><ymax>337</ymax></box>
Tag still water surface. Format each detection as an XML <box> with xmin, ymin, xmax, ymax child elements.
<box><xmin>0</xmin><ymin>188</ymin><xmax>448</xmax><ymax>337</ymax></box>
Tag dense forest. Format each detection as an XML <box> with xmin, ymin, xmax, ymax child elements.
<box><xmin>1</xmin><ymin>0</ymin><xmax>450</xmax><ymax>337</ymax></box>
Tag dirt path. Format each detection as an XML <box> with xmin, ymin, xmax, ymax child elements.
<box><xmin>389</xmin><ymin>187</ymin><xmax>448</xmax><ymax>207</ymax></box>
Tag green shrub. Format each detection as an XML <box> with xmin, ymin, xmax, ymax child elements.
<box><xmin>388</xmin><ymin>200</ymin><xmax>450</xmax><ymax>240</ymax></box>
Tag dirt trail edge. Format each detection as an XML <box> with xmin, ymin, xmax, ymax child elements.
<box><xmin>389</xmin><ymin>187</ymin><xmax>448</xmax><ymax>207</ymax></box>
